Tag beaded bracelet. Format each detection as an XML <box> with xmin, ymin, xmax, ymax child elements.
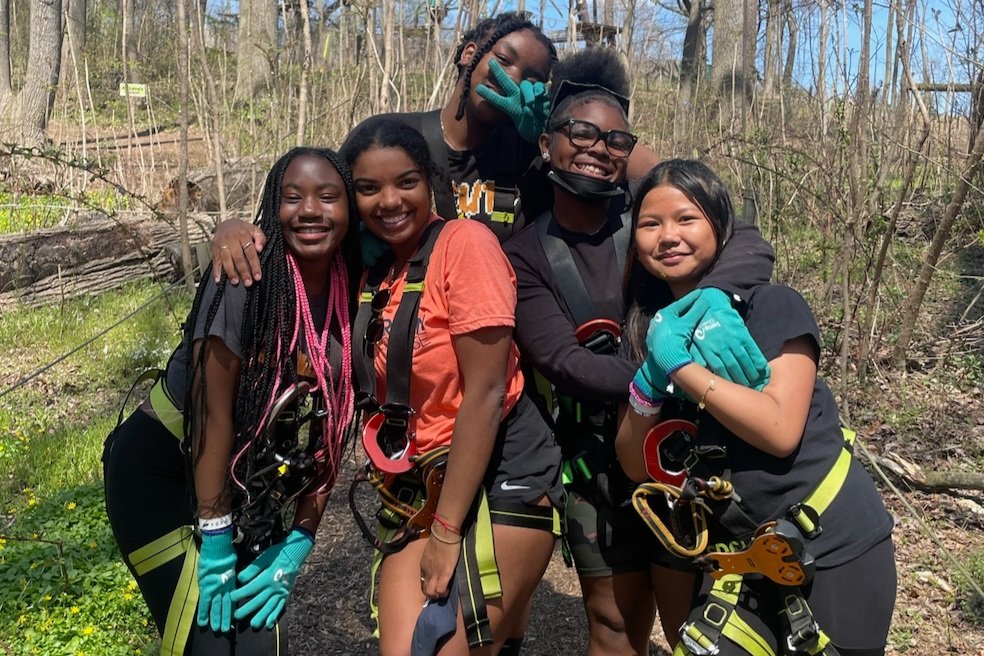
<box><xmin>628</xmin><ymin>381</ymin><xmax>664</xmax><ymax>417</ymax></box>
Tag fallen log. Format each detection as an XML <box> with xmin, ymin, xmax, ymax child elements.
<box><xmin>868</xmin><ymin>451</ymin><xmax>984</xmax><ymax>492</ymax></box>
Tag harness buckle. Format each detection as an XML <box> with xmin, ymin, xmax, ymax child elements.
<box><xmin>680</xmin><ymin>621</ymin><xmax>721</xmax><ymax>655</ymax></box>
<box><xmin>786</xmin><ymin>618</ymin><xmax>822</xmax><ymax>653</ymax></box>
<box><xmin>787</xmin><ymin>502</ymin><xmax>823</xmax><ymax>540</ymax></box>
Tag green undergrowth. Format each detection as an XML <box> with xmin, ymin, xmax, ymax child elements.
<box><xmin>0</xmin><ymin>279</ymin><xmax>190</xmax><ymax>654</ymax></box>
<box><xmin>0</xmin><ymin>190</ymin><xmax>136</xmax><ymax>235</ymax></box>
<box><xmin>956</xmin><ymin>549</ymin><xmax>984</xmax><ymax>627</ymax></box>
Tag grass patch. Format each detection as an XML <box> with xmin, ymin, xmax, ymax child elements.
<box><xmin>0</xmin><ymin>485</ymin><xmax>158</xmax><ymax>655</ymax></box>
<box><xmin>0</xmin><ymin>190</ymin><xmax>136</xmax><ymax>235</ymax></box>
<box><xmin>956</xmin><ymin>549</ymin><xmax>984</xmax><ymax>626</ymax></box>
<box><xmin>0</xmin><ymin>279</ymin><xmax>191</xmax><ymax>653</ymax></box>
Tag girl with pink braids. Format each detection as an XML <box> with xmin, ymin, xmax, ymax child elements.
<box><xmin>103</xmin><ymin>147</ymin><xmax>361</xmax><ymax>655</ymax></box>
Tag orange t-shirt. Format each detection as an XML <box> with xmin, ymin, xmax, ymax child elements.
<box><xmin>373</xmin><ymin>216</ymin><xmax>524</xmax><ymax>453</ymax></box>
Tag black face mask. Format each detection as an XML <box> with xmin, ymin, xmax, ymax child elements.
<box><xmin>547</xmin><ymin>168</ymin><xmax>624</xmax><ymax>201</ymax></box>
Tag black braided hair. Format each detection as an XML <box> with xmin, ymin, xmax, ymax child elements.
<box><xmin>623</xmin><ymin>159</ymin><xmax>735</xmax><ymax>361</ymax></box>
<box><xmin>548</xmin><ymin>48</ymin><xmax>631</xmax><ymax>129</ymax></box>
<box><xmin>182</xmin><ymin>147</ymin><xmax>360</xmax><ymax>516</ymax></box>
<box><xmin>452</xmin><ymin>12</ymin><xmax>557</xmax><ymax>121</ymax></box>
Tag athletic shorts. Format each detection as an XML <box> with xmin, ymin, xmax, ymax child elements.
<box><xmin>483</xmin><ymin>393</ymin><xmax>564</xmax><ymax>509</ymax></box>
<box><xmin>564</xmin><ymin>488</ymin><xmax>693</xmax><ymax>577</ymax></box>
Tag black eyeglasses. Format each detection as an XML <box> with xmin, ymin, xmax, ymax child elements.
<box><xmin>551</xmin><ymin>119</ymin><xmax>638</xmax><ymax>157</ymax></box>
<box><xmin>364</xmin><ymin>287</ymin><xmax>391</xmax><ymax>346</ymax></box>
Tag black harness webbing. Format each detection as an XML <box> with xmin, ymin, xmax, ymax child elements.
<box><xmin>420</xmin><ymin>110</ymin><xmax>458</xmax><ymax>221</ymax></box>
<box><xmin>352</xmin><ymin>220</ymin><xmax>446</xmax><ymax>416</ymax></box>
<box><xmin>533</xmin><ymin>208</ymin><xmax>631</xmax><ymax>327</ymax></box>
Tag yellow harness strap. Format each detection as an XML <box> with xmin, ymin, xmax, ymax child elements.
<box><xmin>128</xmin><ymin>525</ymin><xmax>198</xmax><ymax>656</ymax></box>
<box><xmin>149</xmin><ymin>377</ymin><xmax>184</xmax><ymax>441</ymax></box>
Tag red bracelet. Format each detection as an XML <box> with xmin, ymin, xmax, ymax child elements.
<box><xmin>432</xmin><ymin>512</ymin><xmax>461</xmax><ymax>536</ymax></box>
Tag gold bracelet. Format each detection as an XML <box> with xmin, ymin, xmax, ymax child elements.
<box><xmin>430</xmin><ymin>523</ymin><xmax>462</xmax><ymax>545</ymax></box>
<box><xmin>698</xmin><ymin>377</ymin><xmax>716</xmax><ymax>410</ymax></box>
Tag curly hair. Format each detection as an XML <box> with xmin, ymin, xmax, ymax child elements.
<box><xmin>452</xmin><ymin>12</ymin><xmax>557</xmax><ymax>120</ymax></box>
<box><xmin>548</xmin><ymin>48</ymin><xmax>631</xmax><ymax>129</ymax></box>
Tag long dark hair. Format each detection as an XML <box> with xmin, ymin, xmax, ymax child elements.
<box><xmin>623</xmin><ymin>159</ymin><xmax>735</xmax><ymax>360</ymax></box>
<box><xmin>452</xmin><ymin>12</ymin><xmax>557</xmax><ymax>121</ymax></box>
<box><xmin>184</xmin><ymin>147</ymin><xmax>360</xmax><ymax>511</ymax></box>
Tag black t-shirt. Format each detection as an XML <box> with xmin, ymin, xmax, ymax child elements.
<box><xmin>354</xmin><ymin>110</ymin><xmax>541</xmax><ymax>243</ymax></box>
<box><xmin>504</xmin><ymin>214</ymin><xmax>775</xmax><ymax>404</ymax></box>
<box><xmin>624</xmin><ymin>284</ymin><xmax>893</xmax><ymax>567</ymax></box>
<box><xmin>164</xmin><ymin>278</ymin><xmax>334</xmax><ymax>412</ymax></box>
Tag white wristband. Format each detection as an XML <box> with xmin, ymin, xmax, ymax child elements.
<box><xmin>198</xmin><ymin>514</ymin><xmax>233</xmax><ymax>533</ymax></box>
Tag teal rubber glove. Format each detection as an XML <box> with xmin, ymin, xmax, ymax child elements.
<box><xmin>643</xmin><ymin>289</ymin><xmax>705</xmax><ymax>377</ymax></box>
<box><xmin>197</xmin><ymin>527</ymin><xmax>237</xmax><ymax>633</ymax></box>
<box><xmin>361</xmin><ymin>223</ymin><xmax>390</xmax><ymax>267</ymax></box>
<box><xmin>230</xmin><ymin>528</ymin><xmax>315</xmax><ymax>630</ymax></box>
<box><xmin>687</xmin><ymin>288</ymin><xmax>770</xmax><ymax>390</ymax></box>
<box><xmin>631</xmin><ymin>359</ymin><xmax>674</xmax><ymax>405</ymax></box>
<box><xmin>475</xmin><ymin>59</ymin><xmax>550</xmax><ymax>143</ymax></box>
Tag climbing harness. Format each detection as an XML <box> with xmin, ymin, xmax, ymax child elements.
<box><xmin>650</xmin><ymin>428</ymin><xmax>858</xmax><ymax>655</ymax></box>
<box><xmin>347</xmin><ymin>219</ymin><xmax>453</xmax><ymax>557</ymax></box>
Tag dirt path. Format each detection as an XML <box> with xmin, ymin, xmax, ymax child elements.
<box><xmin>284</xmin><ymin>460</ymin><xmax>984</xmax><ymax>655</ymax></box>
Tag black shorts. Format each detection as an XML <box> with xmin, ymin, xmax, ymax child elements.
<box><xmin>564</xmin><ymin>489</ymin><xmax>693</xmax><ymax>577</ymax></box>
<box><xmin>484</xmin><ymin>393</ymin><xmax>564</xmax><ymax>509</ymax></box>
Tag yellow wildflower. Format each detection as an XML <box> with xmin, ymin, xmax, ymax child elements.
<box><xmin>67</xmin><ymin>502</ymin><xmax>77</xmax><ymax>510</ymax></box>
<box><xmin>70</xmin><ymin>606</ymin><xmax>80</xmax><ymax>614</ymax></box>
<box><xmin>42</xmin><ymin>594</ymin><xmax>51</xmax><ymax>602</ymax></box>
<box><xmin>18</xmin><ymin>614</ymin><xmax>27</xmax><ymax>625</ymax></box>
<box><xmin>122</xmin><ymin>592</ymin><xmax>134</xmax><ymax>601</ymax></box>
<box><xmin>0</xmin><ymin>537</ymin><xmax>6</xmax><ymax>550</ymax></box>
<box><xmin>82</xmin><ymin>626</ymin><xmax>94</xmax><ymax>636</ymax></box>
<box><xmin>27</xmin><ymin>497</ymin><xmax>37</xmax><ymax>507</ymax></box>
<box><xmin>127</xmin><ymin>580</ymin><xmax>138</xmax><ymax>591</ymax></box>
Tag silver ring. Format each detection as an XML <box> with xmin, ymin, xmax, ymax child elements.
<box><xmin>420</xmin><ymin>576</ymin><xmax>426</xmax><ymax>582</ymax></box>
<box><xmin>242</xmin><ymin>242</ymin><xmax>254</xmax><ymax>250</ymax></box>
<box><xmin>220</xmin><ymin>245</ymin><xmax>229</xmax><ymax>250</ymax></box>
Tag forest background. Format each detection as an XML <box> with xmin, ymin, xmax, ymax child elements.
<box><xmin>1</xmin><ymin>0</ymin><xmax>983</xmax><ymax>654</ymax></box>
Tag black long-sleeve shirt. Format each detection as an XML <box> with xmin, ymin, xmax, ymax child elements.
<box><xmin>504</xmin><ymin>207</ymin><xmax>775</xmax><ymax>404</ymax></box>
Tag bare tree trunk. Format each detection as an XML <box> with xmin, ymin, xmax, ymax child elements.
<box><xmin>175</xmin><ymin>0</ymin><xmax>194</xmax><ymax>293</ymax></box>
<box><xmin>190</xmin><ymin>0</ymin><xmax>227</xmax><ymax>221</ymax></box>
<box><xmin>0</xmin><ymin>0</ymin><xmax>63</xmax><ymax>146</ymax></box>
<box><xmin>761</xmin><ymin>0</ymin><xmax>779</xmax><ymax>96</ymax></box>
<box><xmin>296</xmin><ymin>0</ymin><xmax>313</xmax><ymax>145</ymax></box>
<box><xmin>781</xmin><ymin>6</ymin><xmax>796</xmax><ymax>88</ymax></box>
<box><xmin>379</xmin><ymin>0</ymin><xmax>394</xmax><ymax>111</ymax></box>
<box><xmin>711</xmin><ymin>0</ymin><xmax>749</xmax><ymax>114</ymax></box>
<box><xmin>817</xmin><ymin>0</ymin><xmax>829</xmax><ymax>136</ymax></box>
<box><xmin>62</xmin><ymin>0</ymin><xmax>85</xmax><ymax>69</ymax></box>
<box><xmin>675</xmin><ymin>0</ymin><xmax>706</xmax><ymax>146</ymax></box>
<box><xmin>859</xmin><ymin>3</ymin><xmax>930</xmax><ymax>380</ymax></box>
<box><xmin>0</xmin><ymin>0</ymin><xmax>12</xmax><ymax>100</ymax></box>
<box><xmin>235</xmin><ymin>0</ymin><xmax>277</xmax><ymax>98</ymax></box>
<box><xmin>893</xmin><ymin>123</ymin><xmax>984</xmax><ymax>367</ymax></box>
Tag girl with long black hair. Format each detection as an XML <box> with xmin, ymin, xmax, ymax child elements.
<box><xmin>103</xmin><ymin>147</ymin><xmax>360</xmax><ymax>655</ymax></box>
<box><xmin>615</xmin><ymin>159</ymin><xmax>896</xmax><ymax>655</ymax></box>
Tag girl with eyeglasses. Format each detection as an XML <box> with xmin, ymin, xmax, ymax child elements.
<box><xmin>503</xmin><ymin>50</ymin><xmax>776</xmax><ymax>655</ymax></box>
<box><xmin>103</xmin><ymin>148</ymin><xmax>361</xmax><ymax>655</ymax></box>
<box><xmin>207</xmin><ymin>12</ymin><xmax>661</xmax><ymax>281</ymax></box>
<box><xmin>340</xmin><ymin>118</ymin><xmax>563</xmax><ymax>656</ymax></box>
<box><xmin>615</xmin><ymin>160</ymin><xmax>895</xmax><ymax>655</ymax></box>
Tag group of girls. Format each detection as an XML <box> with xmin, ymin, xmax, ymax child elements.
<box><xmin>103</xmin><ymin>11</ymin><xmax>896</xmax><ymax>656</ymax></box>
